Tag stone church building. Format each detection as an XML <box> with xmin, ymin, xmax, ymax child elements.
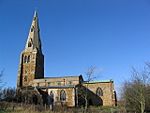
<box><xmin>17</xmin><ymin>11</ymin><xmax>117</xmax><ymax>107</ymax></box>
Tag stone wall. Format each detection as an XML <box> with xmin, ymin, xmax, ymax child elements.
<box><xmin>82</xmin><ymin>80</ymin><xmax>116</xmax><ymax>106</ymax></box>
<box><xmin>32</xmin><ymin>76</ymin><xmax>82</xmax><ymax>87</ymax></box>
<box><xmin>47</xmin><ymin>87</ymin><xmax>75</xmax><ymax>107</ymax></box>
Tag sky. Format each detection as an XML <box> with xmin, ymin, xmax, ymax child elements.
<box><xmin>0</xmin><ymin>0</ymin><xmax>150</xmax><ymax>97</ymax></box>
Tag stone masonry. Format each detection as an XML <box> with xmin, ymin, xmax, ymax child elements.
<box><xmin>17</xmin><ymin>11</ymin><xmax>117</xmax><ymax>107</ymax></box>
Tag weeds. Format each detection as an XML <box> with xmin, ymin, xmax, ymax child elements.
<box><xmin>0</xmin><ymin>102</ymin><xmax>124</xmax><ymax>113</ymax></box>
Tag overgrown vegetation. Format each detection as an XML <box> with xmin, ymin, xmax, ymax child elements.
<box><xmin>0</xmin><ymin>70</ymin><xmax>4</xmax><ymax>91</ymax></box>
<box><xmin>121</xmin><ymin>63</ymin><xmax>150</xmax><ymax>113</ymax></box>
<box><xmin>0</xmin><ymin>102</ymin><xmax>121</xmax><ymax>113</ymax></box>
<box><xmin>0</xmin><ymin>87</ymin><xmax>16</xmax><ymax>102</ymax></box>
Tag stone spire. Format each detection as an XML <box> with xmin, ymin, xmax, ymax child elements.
<box><xmin>17</xmin><ymin>11</ymin><xmax>44</xmax><ymax>88</ymax></box>
<box><xmin>25</xmin><ymin>11</ymin><xmax>42</xmax><ymax>52</ymax></box>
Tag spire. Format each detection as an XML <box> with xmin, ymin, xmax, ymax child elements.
<box><xmin>34</xmin><ymin>10</ymin><xmax>37</xmax><ymax>17</ymax></box>
<box><xmin>25</xmin><ymin>11</ymin><xmax>42</xmax><ymax>52</ymax></box>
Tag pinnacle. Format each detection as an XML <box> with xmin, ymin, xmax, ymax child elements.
<box><xmin>34</xmin><ymin>10</ymin><xmax>38</xmax><ymax>17</ymax></box>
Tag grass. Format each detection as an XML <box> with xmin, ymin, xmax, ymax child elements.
<box><xmin>0</xmin><ymin>102</ymin><xmax>123</xmax><ymax>113</ymax></box>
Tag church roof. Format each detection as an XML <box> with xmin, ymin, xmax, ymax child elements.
<box><xmin>36</xmin><ymin>85</ymin><xmax>76</xmax><ymax>89</ymax></box>
<box><xmin>44</xmin><ymin>75</ymin><xmax>82</xmax><ymax>79</ymax></box>
<box><xmin>83</xmin><ymin>79</ymin><xmax>113</xmax><ymax>84</ymax></box>
<box><xmin>33</xmin><ymin>75</ymin><xmax>83</xmax><ymax>83</ymax></box>
<box><xmin>34</xmin><ymin>75</ymin><xmax>82</xmax><ymax>80</ymax></box>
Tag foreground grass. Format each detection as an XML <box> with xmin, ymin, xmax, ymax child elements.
<box><xmin>0</xmin><ymin>102</ymin><xmax>123</xmax><ymax>113</ymax></box>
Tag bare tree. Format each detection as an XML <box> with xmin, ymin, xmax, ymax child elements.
<box><xmin>85</xmin><ymin>66</ymin><xmax>96</xmax><ymax>109</ymax></box>
<box><xmin>78</xmin><ymin>66</ymin><xmax>96</xmax><ymax>112</ymax></box>
<box><xmin>1</xmin><ymin>87</ymin><xmax>16</xmax><ymax>102</ymax></box>
<box><xmin>0</xmin><ymin>70</ymin><xmax>4</xmax><ymax>91</ymax></box>
<box><xmin>122</xmin><ymin>64</ymin><xmax>150</xmax><ymax>113</ymax></box>
<box><xmin>0</xmin><ymin>70</ymin><xmax>4</xmax><ymax>100</ymax></box>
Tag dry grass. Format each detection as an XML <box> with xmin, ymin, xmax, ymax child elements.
<box><xmin>0</xmin><ymin>102</ymin><xmax>123</xmax><ymax>113</ymax></box>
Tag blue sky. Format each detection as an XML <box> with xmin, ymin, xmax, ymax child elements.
<box><xmin>0</xmin><ymin>0</ymin><xmax>150</xmax><ymax>97</ymax></box>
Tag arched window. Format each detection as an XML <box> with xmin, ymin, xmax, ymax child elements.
<box><xmin>31</xmin><ymin>28</ymin><xmax>33</xmax><ymax>32</ymax></box>
<box><xmin>24</xmin><ymin>56</ymin><xmax>27</xmax><ymax>63</ymax></box>
<box><xmin>27</xmin><ymin>55</ymin><xmax>30</xmax><ymax>63</ymax></box>
<box><xmin>60</xmin><ymin>90</ymin><xmax>66</xmax><ymax>101</ymax></box>
<box><xmin>96</xmin><ymin>87</ymin><xmax>103</xmax><ymax>96</ymax></box>
<box><xmin>31</xmin><ymin>26</ymin><xmax>34</xmax><ymax>32</ymax></box>
<box><xmin>28</xmin><ymin>42</ymin><xmax>32</xmax><ymax>47</ymax></box>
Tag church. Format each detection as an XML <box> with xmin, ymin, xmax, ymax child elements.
<box><xmin>17</xmin><ymin>11</ymin><xmax>117</xmax><ymax>107</ymax></box>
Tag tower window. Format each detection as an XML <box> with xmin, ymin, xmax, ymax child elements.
<box><xmin>96</xmin><ymin>87</ymin><xmax>103</xmax><ymax>96</ymax></box>
<box><xmin>60</xmin><ymin>90</ymin><xmax>66</xmax><ymax>101</ymax></box>
<box><xmin>24</xmin><ymin>56</ymin><xmax>27</xmax><ymax>63</ymax></box>
<box><xmin>27</xmin><ymin>55</ymin><xmax>30</xmax><ymax>63</ymax></box>
<box><xmin>28</xmin><ymin>42</ymin><xmax>32</xmax><ymax>47</ymax></box>
<box><xmin>31</xmin><ymin>26</ymin><xmax>34</xmax><ymax>32</ymax></box>
<box><xmin>31</xmin><ymin>28</ymin><xmax>33</xmax><ymax>32</ymax></box>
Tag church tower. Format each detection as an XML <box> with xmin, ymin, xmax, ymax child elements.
<box><xmin>17</xmin><ymin>11</ymin><xmax>44</xmax><ymax>88</ymax></box>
